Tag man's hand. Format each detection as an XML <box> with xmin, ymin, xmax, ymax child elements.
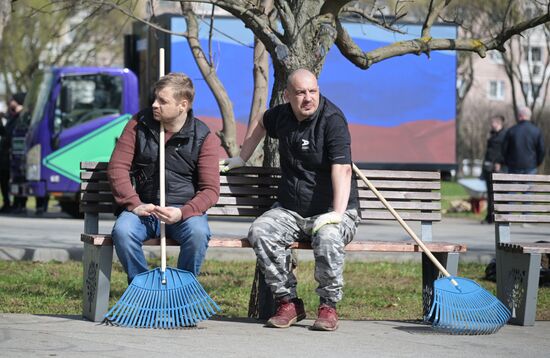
<box><xmin>132</xmin><ymin>203</ymin><xmax>156</xmax><ymax>217</ymax></box>
<box><xmin>219</xmin><ymin>156</ymin><xmax>245</xmax><ymax>173</ymax></box>
<box><xmin>154</xmin><ymin>206</ymin><xmax>183</xmax><ymax>225</ymax></box>
<box><xmin>312</xmin><ymin>211</ymin><xmax>343</xmax><ymax>235</ymax></box>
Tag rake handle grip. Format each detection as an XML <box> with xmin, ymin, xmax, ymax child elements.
<box><xmin>352</xmin><ymin>164</ymin><xmax>453</xmax><ymax>279</ymax></box>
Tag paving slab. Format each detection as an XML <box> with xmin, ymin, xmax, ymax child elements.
<box><xmin>1</xmin><ymin>314</ymin><xmax>549</xmax><ymax>358</ymax></box>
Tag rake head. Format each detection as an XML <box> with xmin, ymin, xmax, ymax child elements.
<box><xmin>425</xmin><ymin>276</ymin><xmax>511</xmax><ymax>335</ymax></box>
<box><xmin>104</xmin><ymin>267</ymin><xmax>220</xmax><ymax>328</ymax></box>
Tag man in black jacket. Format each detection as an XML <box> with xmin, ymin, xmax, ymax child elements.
<box><xmin>481</xmin><ymin>115</ymin><xmax>506</xmax><ymax>224</ymax></box>
<box><xmin>220</xmin><ymin>69</ymin><xmax>360</xmax><ymax>331</ymax></box>
<box><xmin>502</xmin><ymin>106</ymin><xmax>545</xmax><ymax>174</ymax></box>
<box><xmin>0</xmin><ymin>93</ymin><xmax>26</xmax><ymax>213</ymax></box>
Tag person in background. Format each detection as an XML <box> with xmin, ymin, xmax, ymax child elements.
<box><xmin>1</xmin><ymin>93</ymin><xmax>27</xmax><ymax>214</ymax></box>
<box><xmin>0</xmin><ymin>109</ymin><xmax>10</xmax><ymax>212</ymax></box>
<box><xmin>480</xmin><ymin>115</ymin><xmax>506</xmax><ymax>224</ymax></box>
<box><xmin>502</xmin><ymin>106</ymin><xmax>545</xmax><ymax>175</ymax></box>
<box><xmin>220</xmin><ymin>69</ymin><xmax>360</xmax><ymax>331</ymax></box>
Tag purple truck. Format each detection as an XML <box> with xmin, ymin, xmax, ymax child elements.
<box><xmin>13</xmin><ymin>67</ymin><xmax>139</xmax><ymax>217</ymax></box>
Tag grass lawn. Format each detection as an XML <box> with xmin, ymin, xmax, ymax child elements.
<box><xmin>1</xmin><ymin>259</ymin><xmax>548</xmax><ymax>321</ymax></box>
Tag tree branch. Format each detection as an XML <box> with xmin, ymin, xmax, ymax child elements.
<box><xmin>274</xmin><ymin>0</ymin><xmax>295</xmax><ymax>39</ymax></box>
<box><xmin>421</xmin><ymin>0</ymin><xmax>452</xmax><ymax>38</ymax></box>
<box><xmin>337</xmin><ymin>10</ymin><xmax>550</xmax><ymax>70</ymax></box>
<box><xmin>340</xmin><ymin>5</ymin><xmax>406</xmax><ymax>34</ymax></box>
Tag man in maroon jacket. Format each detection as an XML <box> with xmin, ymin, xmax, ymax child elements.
<box><xmin>108</xmin><ymin>73</ymin><xmax>220</xmax><ymax>283</ymax></box>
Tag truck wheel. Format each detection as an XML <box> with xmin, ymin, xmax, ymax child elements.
<box><xmin>60</xmin><ymin>200</ymin><xmax>83</xmax><ymax>218</ymax></box>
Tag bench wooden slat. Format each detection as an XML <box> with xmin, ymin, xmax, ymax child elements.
<box><xmin>221</xmin><ymin>167</ymin><xmax>280</xmax><ymax>175</ymax></box>
<box><xmin>81</xmin><ymin>161</ymin><xmax>109</xmax><ymax>170</ymax></box>
<box><xmin>497</xmin><ymin>242</ymin><xmax>550</xmax><ymax>254</ymax></box>
<box><xmin>215</xmin><ymin>197</ymin><xmax>276</xmax><ymax>206</ymax></box>
<box><xmin>81</xmin><ymin>234</ymin><xmax>465</xmax><ymax>252</ymax></box>
<box><xmin>494</xmin><ymin>204</ymin><xmax>550</xmax><ymax>213</ymax></box>
<box><xmin>220</xmin><ymin>176</ymin><xmax>279</xmax><ymax>185</ymax></box>
<box><xmin>220</xmin><ymin>186</ymin><xmax>278</xmax><ymax>196</ymax></box>
<box><xmin>81</xmin><ymin>182</ymin><xmax>112</xmax><ymax>191</ymax></box>
<box><xmin>493</xmin><ymin>173</ymin><xmax>550</xmax><ymax>182</ymax></box>
<box><xmin>359</xmin><ymin>180</ymin><xmax>440</xmax><ymax>190</ymax></box>
<box><xmin>80</xmin><ymin>203</ymin><xmax>116</xmax><ymax>213</ymax></box>
<box><xmin>359</xmin><ymin>200</ymin><xmax>440</xmax><ymax>211</ymax></box>
<box><xmin>357</xmin><ymin>190</ymin><xmax>440</xmax><ymax>201</ymax></box>
<box><xmin>493</xmin><ymin>183</ymin><xmax>550</xmax><ymax>193</ymax></box>
<box><xmin>494</xmin><ymin>214</ymin><xmax>550</xmax><ymax>223</ymax></box>
<box><xmin>361</xmin><ymin>211</ymin><xmax>441</xmax><ymax>221</ymax></box>
<box><xmin>81</xmin><ymin>192</ymin><xmax>116</xmax><ymax>202</ymax></box>
<box><xmin>81</xmin><ymin>171</ymin><xmax>109</xmax><ymax>180</ymax></box>
<box><xmin>206</xmin><ymin>207</ymin><xmax>271</xmax><ymax>216</ymax></box>
<box><xmin>360</xmin><ymin>170</ymin><xmax>440</xmax><ymax>180</ymax></box>
<box><xmin>494</xmin><ymin>193</ymin><xmax>550</xmax><ymax>203</ymax></box>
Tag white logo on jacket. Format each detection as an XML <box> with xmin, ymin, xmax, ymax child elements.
<box><xmin>301</xmin><ymin>139</ymin><xmax>310</xmax><ymax>150</ymax></box>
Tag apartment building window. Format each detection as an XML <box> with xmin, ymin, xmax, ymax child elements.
<box><xmin>524</xmin><ymin>46</ymin><xmax>543</xmax><ymax>62</ymax></box>
<box><xmin>488</xmin><ymin>80</ymin><xmax>505</xmax><ymax>100</ymax></box>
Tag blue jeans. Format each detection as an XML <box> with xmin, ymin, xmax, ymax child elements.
<box><xmin>112</xmin><ymin>210</ymin><xmax>211</xmax><ymax>283</ymax></box>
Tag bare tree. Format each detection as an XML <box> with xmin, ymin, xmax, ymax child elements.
<box><xmin>154</xmin><ymin>0</ymin><xmax>550</xmax><ymax>165</ymax></box>
<box><xmin>0</xmin><ymin>0</ymin><xmax>13</xmax><ymax>43</ymax></box>
<box><xmin>180</xmin><ymin>3</ymin><xmax>240</xmax><ymax>156</ymax></box>
<box><xmin>0</xmin><ymin>0</ymin><xmax>132</xmax><ymax>96</ymax></box>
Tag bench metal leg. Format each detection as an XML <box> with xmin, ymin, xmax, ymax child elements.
<box><xmin>422</xmin><ymin>252</ymin><xmax>459</xmax><ymax>317</ymax></box>
<box><xmin>82</xmin><ymin>242</ymin><xmax>113</xmax><ymax>322</ymax></box>
<box><xmin>496</xmin><ymin>249</ymin><xmax>541</xmax><ymax>326</ymax></box>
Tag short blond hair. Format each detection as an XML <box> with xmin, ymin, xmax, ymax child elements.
<box><xmin>154</xmin><ymin>72</ymin><xmax>195</xmax><ymax>105</ymax></box>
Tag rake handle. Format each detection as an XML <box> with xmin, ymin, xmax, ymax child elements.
<box><xmin>159</xmin><ymin>48</ymin><xmax>167</xmax><ymax>282</ymax></box>
<box><xmin>352</xmin><ymin>164</ymin><xmax>454</xmax><ymax>280</ymax></box>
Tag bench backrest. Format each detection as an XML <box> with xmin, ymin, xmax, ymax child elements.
<box><xmin>80</xmin><ymin>162</ymin><xmax>441</xmax><ymax>222</ymax></box>
<box><xmin>492</xmin><ymin>173</ymin><xmax>550</xmax><ymax>223</ymax></box>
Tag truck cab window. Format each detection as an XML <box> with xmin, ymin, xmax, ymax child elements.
<box><xmin>53</xmin><ymin>74</ymin><xmax>123</xmax><ymax>133</ymax></box>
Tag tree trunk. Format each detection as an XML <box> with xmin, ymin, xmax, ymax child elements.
<box><xmin>247</xmin><ymin>36</ymin><xmax>269</xmax><ymax>166</ymax></box>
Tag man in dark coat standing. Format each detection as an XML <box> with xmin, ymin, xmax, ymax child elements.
<box><xmin>502</xmin><ymin>106</ymin><xmax>545</xmax><ymax>175</ymax></box>
<box><xmin>481</xmin><ymin>115</ymin><xmax>506</xmax><ymax>224</ymax></box>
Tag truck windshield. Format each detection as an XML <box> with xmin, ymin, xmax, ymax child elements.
<box><xmin>22</xmin><ymin>71</ymin><xmax>53</xmax><ymax>128</ymax></box>
<box><xmin>54</xmin><ymin>73</ymin><xmax>123</xmax><ymax>132</ymax></box>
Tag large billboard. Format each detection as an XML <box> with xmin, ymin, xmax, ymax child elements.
<box><xmin>169</xmin><ymin>17</ymin><xmax>456</xmax><ymax>169</ymax></box>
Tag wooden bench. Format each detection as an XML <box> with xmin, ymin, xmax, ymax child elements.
<box><xmin>492</xmin><ymin>172</ymin><xmax>550</xmax><ymax>326</ymax></box>
<box><xmin>81</xmin><ymin>161</ymin><xmax>466</xmax><ymax>322</ymax></box>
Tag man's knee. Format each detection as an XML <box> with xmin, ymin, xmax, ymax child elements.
<box><xmin>112</xmin><ymin>212</ymin><xmax>144</xmax><ymax>243</ymax></box>
<box><xmin>247</xmin><ymin>215</ymin><xmax>280</xmax><ymax>246</ymax></box>
<box><xmin>173</xmin><ymin>216</ymin><xmax>210</xmax><ymax>249</ymax></box>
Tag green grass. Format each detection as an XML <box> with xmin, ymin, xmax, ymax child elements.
<box><xmin>1</xmin><ymin>259</ymin><xmax>548</xmax><ymax>321</ymax></box>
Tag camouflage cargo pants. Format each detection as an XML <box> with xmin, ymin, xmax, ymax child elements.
<box><xmin>247</xmin><ymin>206</ymin><xmax>361</xmax><ymax>305</ymax></box>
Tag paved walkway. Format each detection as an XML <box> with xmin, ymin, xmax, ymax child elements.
<box><xmin>1</xmin><ymin>313</ymin><xmax>549</xmax><ymax>357</ymax></box>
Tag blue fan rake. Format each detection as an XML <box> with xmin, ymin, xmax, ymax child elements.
<box><xmin>353</xmin><ymin>164</ymin><xmax>510</xmax><ymax>334</ymax></box>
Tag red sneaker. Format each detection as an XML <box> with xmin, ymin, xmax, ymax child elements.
<box><xmin>266</xmin><ymin>298</ymin><xmax>306</xmax><ymax>328</ymax></box>
<box><xmin>311</xmin><ymin>304</ymin><xmax>339</xmax><ymax>331</ymax></box>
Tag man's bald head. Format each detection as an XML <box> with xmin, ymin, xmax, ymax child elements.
<box><xmin>517</xmin><ymin>106</ymin><xmax>532</xmax><ymax>122</ymax></box>
<box><xmin>284</xmin><ymin>69</ymin><xmax>320</xmax><ymax>121</ymax></box>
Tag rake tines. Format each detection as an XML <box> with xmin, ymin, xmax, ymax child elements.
<box><xmin>426</xmin><ymin>277</ymin><xmax>511</xmax><ymax>335</ymax></box>
<box><xmin>104</xmin><ymin>268</ymin><xmax>220</xmax><ymax>328</ymax></box>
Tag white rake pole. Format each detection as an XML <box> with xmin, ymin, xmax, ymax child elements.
<box><xmin>159</xmin><ymin>48</ymin><xmax>167</xmax><ymax>284</ymax></box>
